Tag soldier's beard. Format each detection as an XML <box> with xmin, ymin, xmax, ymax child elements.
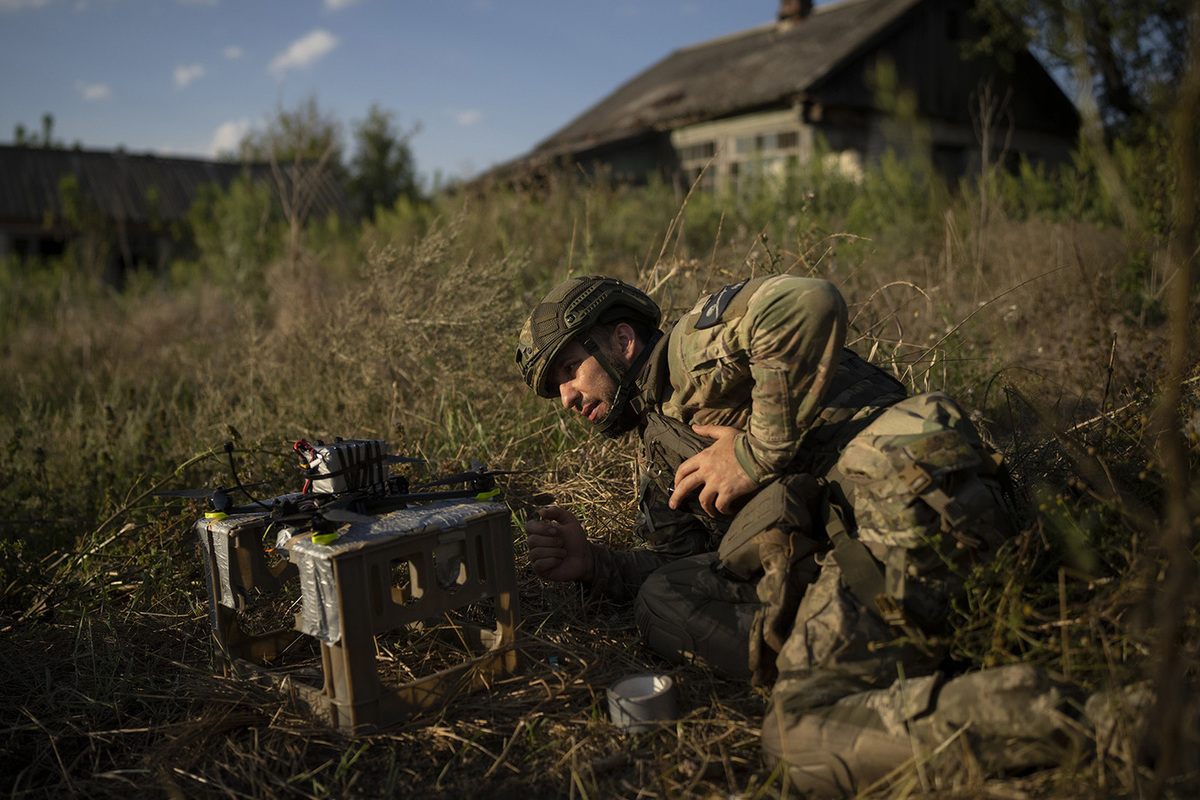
<box><xmin>586</xmin><ymin>383</ymin><xmax>617</xmax><ymax>426</ymax></box>
<box><xmin>591</xmin><ymin>379</ymin><xmax>641</xmax><ymax>437</ymax></box>
<box><xmin>588</xmin><ymin>333</ymin><xmax>640</xmax><ymax>437</ymax></box>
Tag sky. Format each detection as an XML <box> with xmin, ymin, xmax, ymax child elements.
<box><xmin>0</xmin><ymin>0</ymin><xmax>799</xmax><ymax>185</ymax></box>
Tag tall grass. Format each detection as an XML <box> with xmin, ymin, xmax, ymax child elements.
<box><xmin>0</xmin><ymin>138</ymin><xmax>1196</xmax><ymax>799</ymax></box>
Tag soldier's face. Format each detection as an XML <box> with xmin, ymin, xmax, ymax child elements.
<box><xmin>548</xmin><ymin>338</ymin><xmax>619</xmax><ymax>425</ymax></box>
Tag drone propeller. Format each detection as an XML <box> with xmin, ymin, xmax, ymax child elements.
<box><xmin>267</xmin><ymin>494</ymin><xmax>380</xmax><ymax>530</ymax></box>
<box><xmin>155</xmin><ymin>487</ymin><xmax>235</xmax><ymax>514</ymax></box>
<box><xmin>155</xmin><ymin>488</ymin><xmax>225</xmax><ymax>499</ymax></box>
<box><xmin>156</xmin><ymin>472</ymin><xmax>291</xmax><ymax>514</ymax></box>
<box><xmin>319</xmin><ymin>507</ymin><xmax>376</xmax><ymax>525</ymax></box>
<box><xmin>386</xmin><ymin>455</ymin><xmax>427</xmax><ymax>465</ymax></box>
<box><xmin>410</xmin><ymin>463</ymin><xmax>532</xmax><ymax>491</ymax></box>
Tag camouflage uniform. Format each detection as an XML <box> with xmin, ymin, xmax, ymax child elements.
<box><xmin>574</xmin><ymin>276</ymin><xmax>1084</xmax><ymax>795</ymax></box>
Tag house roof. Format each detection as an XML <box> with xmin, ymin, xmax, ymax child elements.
<box><xmin>0</xmin><ymin>145</ymin><xmax>349</xmax><ymax>226</ymax></box>
<box><xmin>532</xmin><ymin>0</ymin><xmax>922</xmax><ymax>159</ymax></box>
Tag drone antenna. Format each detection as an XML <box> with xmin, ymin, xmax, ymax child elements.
<box><xmin>224</xmin><ymin>440</ymin><xmax>237</xmax><ymax>477</ymax></box>
<box><xmin>223</xmin><ymin>440</ymin><xmax>271</xmax><ymax>509</ymax></box>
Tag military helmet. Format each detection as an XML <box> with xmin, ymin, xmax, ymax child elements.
<box><xmin>515</xmin><ymin>276</ymin><xmax>661</xmax><ymax>398</ymax></box>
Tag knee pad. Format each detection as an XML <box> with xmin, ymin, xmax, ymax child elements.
<box><xmin>761</xmin><ymin>698</ymin><xmax>912</xmax><ymax>798</ymax></box>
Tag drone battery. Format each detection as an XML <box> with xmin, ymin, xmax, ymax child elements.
<box><xmin>307</xmin><ymin>439</ymin><xmax>387</xmax><ymax>494</ymax></box>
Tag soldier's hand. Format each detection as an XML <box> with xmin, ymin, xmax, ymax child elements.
<box><xmin>524</xmin><ymin>505</ymin><xmax>595</xmax><ymax>583</ymax></box>
<box><xmin>670</xmin><ymin>424</ymin><xmax>758</xmax><ymax>517</ymax></box>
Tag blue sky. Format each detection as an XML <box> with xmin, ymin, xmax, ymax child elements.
<box><xmin>0</xmin><ymin>0</ymin><xmax>797</xmax><ymax>185</ymax></box>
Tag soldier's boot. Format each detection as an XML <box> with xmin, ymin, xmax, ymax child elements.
<box><xmin>910</xmin><ymin>663</ymin><xmax>1091</xmax><ymax>774</ymax></box>
<box><xmin>761</xmin><ymin>673</ymin><xmax>941</xmax><ymax>798</ymax></box>
<box><xmin>763</xmin><ymin>664</ymin><xmax>1098</xmax><ymax>797</ymax></box>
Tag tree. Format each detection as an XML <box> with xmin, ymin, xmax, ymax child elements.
<box><xmin>236</xmin><ymin>96</ymin><xmax>349</xmax><ymax>255</ymax></box>
<box><xmin>973</xmin><ymin>0</ymin><xmax>1191</xmax><ymax>140</ymax></box>
<box><xmin>186</xmin><ymin>176</ymin><xmax>281</xmax><ymax>297</ymax></box>
<box><xmin>56</xmin><ymin>173</ymin><xmax>111</xmax><ymax>282</ymax></box>
<box><xmin>13</xmin><ymin>113</ymin><xmax>63</xmax><ymax>148</ymax></box>
<box><xmin>237</xmin><ymin>95</ymin><xmax>348</xmax><ymax>183</ymax></box>
<box><xmin>347</xmin><ymin>104</ymin><xmax>422</xmax><ymax>220</ymax></box>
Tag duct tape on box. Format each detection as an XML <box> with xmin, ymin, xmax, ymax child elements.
<box><xmin>289</xmin><ymin>500</ymin><xmax>508</xmax><ymax>644</ymax></box>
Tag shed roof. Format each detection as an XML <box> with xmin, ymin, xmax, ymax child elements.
<box><xmin>0</xmin><ymin>145</ymin><xmax>348</xmax><ymax>225</ymax></box>
<box><xmin>532</xmin><ymin>0</ymin><xmax>922</xmax><ymax>159</ymax></box>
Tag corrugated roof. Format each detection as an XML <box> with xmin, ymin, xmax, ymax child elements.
<box><xmin>0</xmin><ymin>145</ymin><xmax>349</xmax><ymax>225</ymax></box>
<box><xmin>533</xmin><ymin>0</ymin><xmax>921</xmax><ymax>157</ymax></box>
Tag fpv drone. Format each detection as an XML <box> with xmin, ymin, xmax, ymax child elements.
<box><xmin>158</xmin><ymin>438</ymin><xmax>513</xmax><ymax>534</ymax></box>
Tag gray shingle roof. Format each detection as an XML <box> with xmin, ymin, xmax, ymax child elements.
<box><xmin>0</xmin><ymin>145</ymin><xmax>349</xmax><ymax>225</ymax></box>
<box><xmin>533</xmin><ymin>0</ymin><xmax>921</xmax><ymax>157</ymax></box>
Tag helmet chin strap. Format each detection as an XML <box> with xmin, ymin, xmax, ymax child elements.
<box><xmin>577</xmin><ymin>329</ymin><xmax>660</xmax><ymax>438</ymax></box>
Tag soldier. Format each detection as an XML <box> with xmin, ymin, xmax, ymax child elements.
<box><xmin>516</xmin><ymin>274</ymin><xmax>1091</xmax><ymax>796</ymax></box>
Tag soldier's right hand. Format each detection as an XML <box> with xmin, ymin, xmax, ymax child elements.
<box><xmin>525</xmin><ymin>505</ymin><xmax>595</xmax><ymax>583</ymax></box>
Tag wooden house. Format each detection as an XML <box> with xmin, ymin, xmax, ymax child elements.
<box><xmin>0</xmin><ymin>145</ymin><xmax>348</xmax><ymax>283</ymax></box>
<box><xmin>498</xmin><ymin>0</ymin><xmax>1078</xmax><ymax>193</ymax></box>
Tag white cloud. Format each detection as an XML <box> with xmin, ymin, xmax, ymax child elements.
<box><xmin>75</xmin><ymin>79</ymin><xmax>111</xmax><ymax>100</ymax></box>
<box><xmin>173</xmin><ymin>63</ymin><xmax>205</xmax><ymax>88</ymax></box>
<box><xmin>268</xmin><ymin>29</ymin><xmax>338</xmax><ymax>77</ymax></box>
<box><xmin>223</xmin><ymin>45</ymin><xmax>242</xmax><ymax>59</ymax></box>
<box><xmin>451</xmin><ymin>109</ymin><xmax>483</xmax><ymax>126</ymax></box>
<box><xmin>209</xmin><ymin>118</ymin><xmax>251</xmax><ymax>157</ymax></box>
<box><xmin>323</xmin><ymin>0</ymin><xmax>358</xmax><ymax>9</ymax></box>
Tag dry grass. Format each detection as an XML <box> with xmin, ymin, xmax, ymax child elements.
<box><xmin>1</xmin><ymin>160</ymin><xmax>1197</xmax><ymax>799</ymax></box>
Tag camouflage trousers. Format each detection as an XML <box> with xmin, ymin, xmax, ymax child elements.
<box><xmin>635</xmin><ymin>392</ymin><xmax>1012</xmax><ymax>677</ymax></box>
<box><xmin>635</xmin><ymin>562</ymin><xmax>1104</xmax><ymax>796</ymax></box>
<box><xmin>632</xmin><ymin>392</ymin><xmax>1064</xmax><ymax>794</ymax></box>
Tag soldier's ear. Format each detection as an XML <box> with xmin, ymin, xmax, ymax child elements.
<box><xmin>611</xmin><ymin>322</ymin><xmax>639</xmax><ymax>365</ymax></box>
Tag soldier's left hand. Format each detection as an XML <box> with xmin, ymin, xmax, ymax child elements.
<box><xmin>670</xmin><ymin>424</ymin><xmax>758</xmax><ymax>517</ymax></box>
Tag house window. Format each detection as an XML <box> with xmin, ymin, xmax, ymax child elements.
<box><xmin>679</xmin><ymin>142</ymin><xmax>716</xmax><ymax>163</ymax></box>
<box><xmin>673</xmin><ymin>121</ymin><xmax>801</xmax><ymax>196</ymax></box>
<box><xmin>730</xmin><ymin>128</ymin><xmax>801</xmax><ymax>196</ymax></box>
<box><xmin>735</xmin><ymin>131</ymin><xmax>799</xmax><ymax>154</ymax></box>
<box><xmin>678</xmin><ymin>140</ymin><xmax>718</xmax><ymax>192</ymax></box>
<box><xmin>933</xmin><ymin>144</ymin><xmax>969</xmax><ymax>185</ymax></box>
<box><xmin>685</xmin><ymin>168</ymin><xmax>715</xmax><ymax>192</ymax></box>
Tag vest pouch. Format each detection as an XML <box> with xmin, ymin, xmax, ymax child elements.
<box><xmin>641</xmin><ymin>413</ymin><xmax>715</xmax><ymax>490</ymax></box>
<box><xmin>718</xmin><ymin>473</ymin><xmax>820</xmax><ymax>581</ymax></box>
<box><xmin>836</xmin><ymin>423</ymin><xmax>1008</xmax><ymax>631</ymax></box>
<box><xmin>837</xmin><ymin>428</ymin><xmax>982</xmax><ymax>549</ymax></box>
<box><xmin>638</xmin><ymin>412</ymin><xmax>733</xmax><ymax>549</ymax></box>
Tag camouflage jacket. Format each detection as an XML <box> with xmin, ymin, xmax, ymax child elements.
<box><xmin>588</xmin><ymin>276</ymin><xmax>909</xmax><ymax>601</ymax></box>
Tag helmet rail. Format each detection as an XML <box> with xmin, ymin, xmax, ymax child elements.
<box><xmin>515</xmin><ymin>276</ymin><xmax>661</xmax><ymax>399</ymax></box>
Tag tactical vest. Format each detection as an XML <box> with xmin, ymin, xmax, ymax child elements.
<box><xmin>633</xmin><ymin>298</ymin><xmax>1012</xmax><ymax>647</ymax></box>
